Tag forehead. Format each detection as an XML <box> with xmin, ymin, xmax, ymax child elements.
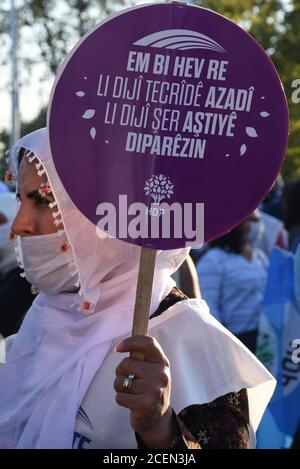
<box><xmin>18</xmin><ymin>156</ymin><xmax>47</xmax><ymax>191</ymax></box>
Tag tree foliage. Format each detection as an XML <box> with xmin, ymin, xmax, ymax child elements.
<box><xmin>194</xmin><ymin>0</ymin><xmax>300</xmax><ymax>181</ymax></box>
<box><xmin>272</xmin><ymin>0</ymin><xmax>300</xmax><ymax>180</ymax></box>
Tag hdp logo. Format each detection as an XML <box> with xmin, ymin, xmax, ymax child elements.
<box><xmin>144</xmin><ymin>174</ymin><xmax>174</xmax><ymax>205</ymax></box>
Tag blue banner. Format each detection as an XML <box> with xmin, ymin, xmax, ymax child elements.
<box><xmin>256</xmin><ymin>248</ymin><xmax>300</xmax><ymax>448</ymax></box>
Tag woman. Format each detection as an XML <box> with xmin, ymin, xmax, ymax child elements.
<box><xmin>196</xmin><ymin>215</ymin><xmax>268</xmax><ymax>353</ymax></box>
<box><xmin>282</xmin><ymin>180</ymin><xmax>300</xmax><ymax>253</ymax></box>
<box><xmin>0</xmin><ymin>128</ymin><xmax>275</xmax><ymax>449</ymax></box>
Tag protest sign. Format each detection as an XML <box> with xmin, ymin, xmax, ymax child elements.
<box><xmin>48</xmin><ymin>3</ymin><xmax>289</xmax><ymax>338</ymax></box>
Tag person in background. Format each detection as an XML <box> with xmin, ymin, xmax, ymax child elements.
<box><xmin>261</xmin><ymin>175</ymin><xmax>284</xmax><ymax>221</ymax></box>
<box><xmin>172</xmin><ymin>255</ymin><xmax>201</xmax><ymax>299</ymax></box>
<box><xmin>257</xmin><ymin>211</ymin><xmax>288</xmax><ymax>257</ymax></box>
<box><xmin>197</xmin><ymin>211</ymin><xmax>268</xmax><ymax>353</ymax></box>
<box><xmin>0</xmin><ymin>192</ymin><xmax>35</xmax><ymax>337</ymax></box>
<box><xmin>281</xmin><ymin>180</ymin><xmax>300</xmax><ymax>253</ymax></box>
<box><xmin>0</xmin><ymin>181</ymin><xmax>9</xmax><ymax>194</ymax></box>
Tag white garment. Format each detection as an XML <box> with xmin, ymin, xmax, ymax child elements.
<box><xmin>0</xmin><ymin>128</ymin><xmax>187</xmax><ymax>449</ymax></box>
<box><xmin>0</xmin><ymin>128</ymin><xmax>276</xmax><ymax>449</ymax></box>
<box><xmin>74</xmin><ymin>300</ymin><xmax>275</xmax><ymax>449</ymax></box>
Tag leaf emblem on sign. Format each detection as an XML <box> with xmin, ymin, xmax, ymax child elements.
<box><xmin>245</xmin><ymin>127</ymin><xmax>258</xmax><ymax>138</ymax></box>
<box><xmin>82</xmin><ymin>109</ymin><xmax>95</xmax><ymax>119</ymax></box>
<box><xmin>240</xmin><ymin>144</ymin><xmax>247</xmax><ymax>156</ymax></box>
<box><xmin>90</xmin><ymin>127</ymin><xmax>96</xmax><ymax>140</ymax></box>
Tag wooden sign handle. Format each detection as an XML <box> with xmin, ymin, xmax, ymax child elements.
<box><xmin>130</xmin><ymin>246</ymin><xmax>157</xmax><ymax>360</ymax></box>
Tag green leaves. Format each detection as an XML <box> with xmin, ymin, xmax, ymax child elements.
<box><xmin>194</xmin><ymin>0</ymin><xmax>299</xmax><ymax>180</ymax></box>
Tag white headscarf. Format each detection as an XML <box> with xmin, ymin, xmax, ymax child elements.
<box><xmin>0</xmin><ymin>128</ymin><xmax>189</xmax><ymax>448</ymax></box>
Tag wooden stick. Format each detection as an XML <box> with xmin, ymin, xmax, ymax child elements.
<box><xmin>130</xmin><ymin>246</ymin><xmax>157</xmax><ymax>360</ymax></box>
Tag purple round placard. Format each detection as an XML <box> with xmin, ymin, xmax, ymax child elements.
<box><xmin>48</xmin><ymin>2</ymin><xmax>288</xmax><ymax>250</ymax></box>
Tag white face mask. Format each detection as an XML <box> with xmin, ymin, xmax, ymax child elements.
<box><xmin>16</xmin><ymin>231</ymin><xmax>79</xmax><ymax>295</ymax></box>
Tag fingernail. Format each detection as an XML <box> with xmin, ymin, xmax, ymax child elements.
<box><xmin>115</xmin><ymin>341</ymin><xmax>124</xmax><ymax>352</ymax></box>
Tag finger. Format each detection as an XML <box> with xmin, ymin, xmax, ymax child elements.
<box><xmin>115</xmin><ymin>357</ymin><xmax>161</xmax><ymax>378</ymax></box>
<box><xmin>114</xmin><ymin>375</ymin><xmax>151</xmax><ymax>395</ymax></box>
<box><xmin>115</xmin><ymin>392</ymin><xmax>156</xmax><ymax>412</ymax></box>
<box><xmin>115</xmin><ymin>335</ymin><xmax>169</xmax><ymax>365</ymax></box>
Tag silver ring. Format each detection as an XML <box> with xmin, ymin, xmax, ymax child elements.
<box><xmin>122</xmin><ymin>373</ymin><xmax>136</xmax><ymax>392</ymax></box>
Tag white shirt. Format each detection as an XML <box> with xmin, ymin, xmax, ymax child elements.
<box><xmin>197</xmin><ymin>248</ymin><xmax>268</xmax><ymax>334</ymax></box>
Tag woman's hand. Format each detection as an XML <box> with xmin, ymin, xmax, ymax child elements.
<box><xmin>114</xmin><ymin>335</ymin><xmax>177</xmax><ymax>448</ymax></box>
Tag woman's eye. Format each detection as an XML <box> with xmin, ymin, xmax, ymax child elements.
<box><xmin>34</xmin><ymin>195</ymin><xmax>49</xmax><ymax>206</ymax></box>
